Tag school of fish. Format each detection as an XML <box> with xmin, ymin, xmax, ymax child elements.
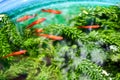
<box><xmin>3</xmin><ymin>8</ymin><xmax>100</xmax><ymax>58</ymax></box>
<box><xmin>3</xmin><ymin>9</ymin><xmax>63</xmax><ymax>58</ymax></box>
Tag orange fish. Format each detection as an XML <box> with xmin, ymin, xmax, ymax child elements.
<box><xmin>41</xmin><ymin>9</ymin><xmax>62</xmax><ymax>14</ymax></box>
<box><xmin>26</xmin><ymin>18</ymin><xmax>46</xmax><ymax>29</ymax></box>
<box><xmin>78</xmin><ymin>25</ymin><xmax>100</xmax><ymax>29</ymax></box>
<box><xmin>35</xmin><ymin>28</ymin><xmax>44</xmax><ymax>33</ymax></box>
<box><xmin>3</xmin><ymin>50</ymin><xmax>27</xmax><ymax>58</ymax></box>
<box><xmin>36</xmin><ymin>34</ymin><xmax>63</xmax><ymax>40</ymax></box>
<box><xmin>16</xmin><ymin>14</ymin><xmax>37</xmax><ymax>22</ymax></box>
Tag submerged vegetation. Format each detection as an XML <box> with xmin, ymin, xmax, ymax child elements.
<box><xmin>0</xmin><ymin>5</ymin><xmax>120</xmax><ymax>80</ymax></box>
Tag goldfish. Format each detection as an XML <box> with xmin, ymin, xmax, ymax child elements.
<box><xmin>41</xmin><ymin>9</ymin><xmax>62</xmax><ymax>14</ymax></box>
<box><xmin>3</xmin><ymin>50</ymin><xmax>27</xmax><ymax>58</ymax></box>
<box><xmin>26</xmin><ymin>18</ymin><xmax>46</xmax><ymax>29</ymax></box>
<box><xmin>16</xmin><ymin>14</ymin><xmax>37</xmax><ymax>22</ymax></box>
<box><xmin>34</xmin><ymin>28</ymin><xmax>44</xmax><ymax>33</ymax></box>
<box><xmin>36</xmin><ymin>34</ymin><xmax>63</xmax><ymax>40</ymax></box>
<box><xmin>78</xmin><ymin>25</ymin><xmax>100</xmax><ymax>29</ymax></box>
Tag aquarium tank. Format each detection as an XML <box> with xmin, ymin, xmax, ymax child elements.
<box><xmin>0</xmin><ymin>0</ymin><xmax>120</xmax><ymax>80</ymax></box>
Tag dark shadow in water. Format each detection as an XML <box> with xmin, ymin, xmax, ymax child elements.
<box><xmin>11</xmin><ymin>74</ymin><xmax>27</xmax><ymax>80</ymax></box>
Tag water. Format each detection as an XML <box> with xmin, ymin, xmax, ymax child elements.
<box><xmin>0</xmin><ymin>1</ymin><xmax>120</xmax><ymax>79</ymax></box>
<box><xmin>0</xmin><ymin>1</ymin><xmax>118</xmax><ymax>31</ymax></box>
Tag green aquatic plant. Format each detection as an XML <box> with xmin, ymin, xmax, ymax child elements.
<box><xmin>70</xmin><ymin>6</ymin><xmax>120</xmax><ymax>30</ymax></box>
<box><xmin>1</xmin><ymin>42</ymin><xmax>108</xmax><ymax>80</ymax></box>
<box><xmin>76</xmin><ymin>59</ymin><xmax>108</xmax><ymax>80</ymax></box>
<box><xmin>60</xmin><ymin>5</ymin><xmax>120</xmax><ymax>79</ymax></box>
<box><xmin>0</xmin><ymin>14</ymin><xmax>22</xmax><ymax>58</ymax></box>
<box><xmin>61</xmin><ymin>27</ymin><xmax>84</xmax><ymax>40</ymax></box>
<box><xmin>1</xmin><ymin>5</ymin><xmax>120</xmax><ymax>80</ymax></box>
<box><xmin>44</xmin><ymin>24</ymin><xmax>120</xmax><ymax>65</ymax></box>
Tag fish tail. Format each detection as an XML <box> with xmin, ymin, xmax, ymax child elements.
<box><xmin>26</xmin><ymin>25</ymin><xmax>31</xmax><ymax>29</ymax></box>
<box><xmin>3</xmin><ymin>56</ymin><xmax>7</xmax><ymax>58</ymax></box>
<box><xmin>3</xmin><ymin>55</ymin><xmax>10</xmax><ymax>58</ymax></box>
<box><xmin>37</xmin><ymin>34</ymin><xmax>48</xmax><ymax>37</ymax></box>
<box><xmin>16</xmin><ymin>19</ymin><xmax>22</xmax><ymax>22</ymax></box>
<box><xmin>26</xmin><ymin>24</ymin><xmax>34</xmax><ymax>29</ymax></box>
<box><xmin>34</xmin><ymin>14</ymin><xmax>37</xmax><ymax>17</ymax></box>
<box><xmin>41</xmin><ymin>9</ymin><xmax>46</xmax><ymax>12</ymax></box>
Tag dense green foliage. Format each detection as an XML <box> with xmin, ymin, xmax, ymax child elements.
<box><xmin>0</xmin><ymin>5</ymin><xmax>120</xmax><ymax>80</ymax></box>
<box><xmin>0</xmin><ymin>15</ymin><xmax>22</xmax><ymax>57</ymax></box>
<box><xmin>69</xmin><ymin>5</ymin><xmax>120</xmax><ymax>79</ymax></box>
<box><xmin>69</xmin><ymin>6</ymin><xmax>120</xmax><ymax>30</ymax></box>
